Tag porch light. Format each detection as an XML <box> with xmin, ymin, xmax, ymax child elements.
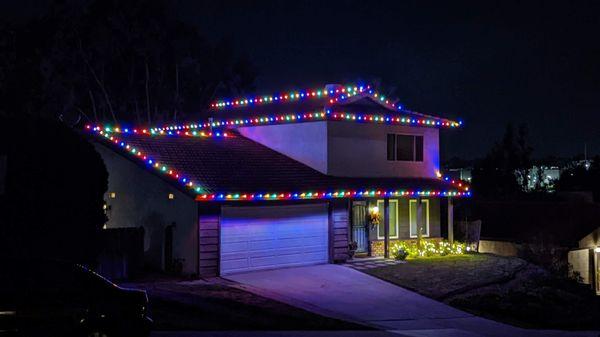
<box><xmin>370</xmin><ymin>206</ymin><xmax>379</xmax><ymax>214</ymax></box>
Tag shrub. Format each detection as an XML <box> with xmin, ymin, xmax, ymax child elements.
<box><xmin>393</xmin><ymin>247</ymin><xmax>409</xmax><ymax>260</ymax></box>
<box><xmin>390</xmin><ymin>239</ymin><xmax>466</xmax><ymax>259</ymax></box>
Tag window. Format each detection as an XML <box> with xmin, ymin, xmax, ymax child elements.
<box><xmin>386</xmin><ymin>134</ymin><xmax>424</xmax><ymax>162</ymax></box>
<box><xmin>109</xmin><ymin>192</ymin><xmax>116</xmax><ymax>199</ymax></box>
<box><xmin>168</xmin><ymin>193</ymin><xmax>175</xmax><ymax>200</ymax></box>
<box><xmin>409</xmin><ymin>199</ymin><xmax>429</xmax><ymax>237</ymax></box>
<box><xmin>376</xmin><ymin>200</ymin><xmax>398</xmax><ymax>239</ymax></box>
<box><xmin>386</xmin><ymin>134</ymin><xmax>396</xmax><ymax>161</ymax></box>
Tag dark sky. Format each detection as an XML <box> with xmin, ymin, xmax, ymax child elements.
<box><xmin>3</xmin><ymin>0</ymin><xmax>600</xmax><ymax>161</ymax></box>
<box><xmin>178</xmin><ymin>0</ymin><xmax>600</xmax><ymax>161</ymax></box>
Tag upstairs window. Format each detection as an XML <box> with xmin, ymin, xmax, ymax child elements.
<box><xmin>387</xmin><ymin>134</ymin><xmax>423</xmax><ymax>162</ymax></box>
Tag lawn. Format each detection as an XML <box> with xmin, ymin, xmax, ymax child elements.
<box><xmin>365</xmin><ymin>253</ymin><xmax>600</xmax><ymax>330</ymax></box>
<box><xmin>125</xmin><ymin>280</ymin><xmax>371</xmax><ymax>331</ymax></box>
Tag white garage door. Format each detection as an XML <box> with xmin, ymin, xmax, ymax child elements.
<box><xmin>220</xmin><ymin>203</ymin><xmax>329</xmax><ymax>275</ymax></box>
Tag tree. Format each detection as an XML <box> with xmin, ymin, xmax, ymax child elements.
<box><xmin>0</xmin><ymin>115</ymin><xmax>108</xmax><ymax>265</ymax></box>
<box><xmin>0</xmin><ymin>0</ymin><xmax>257</xmax><ymax>125</ymax></box>
<box><xmin>556</xmin><ymin>155</ymin><xmax>600</xmax><ymax>201</ymax></box>
<box><xmin>472</xmin><ymin>123</ymin><xmax>533</xmax><ymax>198</ymax></box>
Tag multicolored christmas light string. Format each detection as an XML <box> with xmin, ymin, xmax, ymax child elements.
<box><xmin>209</xmin><ymin>83</ymin><xmax>458</xmax><ymax>124</ymax></box>
<box><xmin>210</xmin><ymin>84</ymin><xmax>369</xmax><ymax>109</ymax></box>
<box><xmin>87</xmin><ymin>109</ymin><xmax>460</xmax><ymax>139</ymax></box>
<box><xmin>87</xmin><ymin>127</ymin><xmax>471</xmax><ymax>201</ymax></box>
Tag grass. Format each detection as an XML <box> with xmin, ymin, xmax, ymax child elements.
<box><xmin>127</xmin><ymin>281</ymin><xmax>371</xmax><ymax>331</ymax></box>
<box><xmin>364</xmin><ymin>253</ymin><xmax>600</xmax><ymax>330</ymax></box>
<box><xmin>367</xmin><ymin>253</ymin><xmax>526</xmax><ymax>299</ymax></box>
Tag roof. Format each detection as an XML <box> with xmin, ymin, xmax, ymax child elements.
<box><xmin>89</xmin><ymin>127</ymin><xmax>470</xmax><ymax>202</ymax></box>
<box><xmin>208</xmin><ymin>83</ymin><xmax>461</xmax><ymax>127</ymax></box>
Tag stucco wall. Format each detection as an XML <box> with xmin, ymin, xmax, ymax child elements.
<box><xmin>327</xmin><ymin>122</ymin><xmax>439</xmax><ymax>178</ymax></box>
<box><xmin>238</xmin><ymin>122</ymin><xmax>328</xmax><ymax>173</ymax></box>
<box><xmin>238</xmin><ymin>121</ymin><xmax>439</xmax><ymax>178</ymax></box>
<box><xmin>94</xmin><ymin>142</ymin><xmax>198</xmax><ymax>276</ymax></box>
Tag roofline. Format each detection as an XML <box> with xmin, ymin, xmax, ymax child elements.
<box><xmin>195</xmin><ymin>189</ymin><xmax>470</xmax><ymax>202</ymax></box>
<box><xmin>209</xmin><ymin>83</ymin><xmax>462</xmax><ymax>125</ymax></box>
<box><xmin>86</xmin><ymin>126</ymin><xmax>471</xmax><ymax>202</ymax></box>
<box><xmin>85</xmin><ymin>109</ymin><xmax>461</xmax><ymax>142</ymax></box>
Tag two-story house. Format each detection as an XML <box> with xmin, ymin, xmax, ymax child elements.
<box><xmin>89</xmin><ymin>83</ymin><xmax>469</xmax><ymax>277</ymax></box>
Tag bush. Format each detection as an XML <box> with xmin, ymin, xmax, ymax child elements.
<box><xmin>0</xmin><ymin>115</ymin><xmax>108</xmax><ymax>265</ymax></box>
<box><xmin>393</xmin><ymin>247</ymin><xmax>409</xmax><ymax>260</ymax></box>
<box><xmin>390</xmin><ymin>239</ymin><xmax>466</xmax><ymax>259</ymax></box>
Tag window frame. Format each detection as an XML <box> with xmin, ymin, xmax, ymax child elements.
<box><xmin>376</xmin><ymin>199</ymin><xmax>399</xmax><ymax>240</ymax></box>
<box><xmin>386</xmin><ymin>133</ymin><xmax>424</xmax><ymax>162</ymax></box>
<box><xmin>409</xmin><ymin>199</ymin><xmax>430</xmax><ymax>238</ymax></box>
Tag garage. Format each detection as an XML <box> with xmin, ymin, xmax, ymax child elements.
<box><xmin>220</xmin><ymin>203</ymin><xmax>329</xmax><ymax>275</ymax></box>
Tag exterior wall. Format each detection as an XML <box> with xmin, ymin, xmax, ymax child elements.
<box><xmin>238</xmin><ymin>122</ymin><xmax>328</xmax><ymax>173</ymax></box>
<box><xmin>327</xmin><ymin>122</ymin><xmax>439</xmax><ymax>178</ymax></box>
<box><xmin>579</xmin><ymin>227</ymin><xmax>600</xmax><ymax>249</ymax></box>
<box><xmin>198</xmin><ymin>204</ymin><xmax>220</xmax><ymax>278</ymax></box>
<box><xmin>237</xmin><ymin>121</ymin><xmax>439</xmax><ymax>178</ymax></box>
<box><xmin>330</xmin><ymin>200</ymin><xmax>350</xmax><ymax>262</ymax></box>
<box><xmin>478</xmin><ymin>240</ymin><xmax>519</xmax><ymax>256</ymax></box>
<box><xmin>95</xmin><ymin>142</ymin><xmax>199</xmax><ymax>276</ymax></box>
<box><xmin>568</xmin><ymin>248</ymin><xmax>594</xmax><ymax>286</ymax></box>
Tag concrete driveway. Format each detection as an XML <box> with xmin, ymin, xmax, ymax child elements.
<box><xmin>226</xmin><ymin>264</ymin><xmax>597</xmax><ymax>337</ymax></box>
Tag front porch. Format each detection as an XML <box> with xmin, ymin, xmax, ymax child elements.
<box><xmin>349</xmin><ymin>197</ymin><xmax>455</xmax><ymax>258</ymax></box>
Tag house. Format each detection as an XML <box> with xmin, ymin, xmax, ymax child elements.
<box><xmin>568</xmin><ymin>227</ymin><xmax>600</xmax><ymax>295</ymax></box>
<box><xmin>88</xmin><ymin>83</ymin><xmax>469</xmax><ymax>277</ymax></box>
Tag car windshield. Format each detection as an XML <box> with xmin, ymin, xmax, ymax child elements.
<box><xmin>73</xmin><ymin>264</ymin><xmax>119</xmax><ymax>290</ymax></box>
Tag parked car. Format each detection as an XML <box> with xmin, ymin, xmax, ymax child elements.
<box><xmin>0</xmin><ymin>259</ymin><xmax>152</xmax><ymax>337</ymax></box>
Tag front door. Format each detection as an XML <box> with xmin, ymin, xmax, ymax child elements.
<box><xmin>352</xmin><ymin>202</ymin><xmax>368</xmax><ymax>252</ymax></box>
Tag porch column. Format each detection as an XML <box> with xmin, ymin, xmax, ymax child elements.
<box><xmin>383</xmin><ymin>198</ymin><xmax>390</xmax><ymax>258</ymax></box>
<box><xmin>416</xmin><ymin>198</ymin><xmax>423</xmax><ymax>250</ymax></box>
<box><xmin>448</xmin><ymin>197</ymin><xmax>454</xmax><ymax>244</ymax></box>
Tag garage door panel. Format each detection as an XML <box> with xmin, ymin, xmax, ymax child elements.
<box><xmin>245</xmin><ymin>245</ymin><xmax>308</xmax><ymax>258</ymax></box>
<box><xmin>251</xmin><ymin>255</ymin><xmax>304</xmax><ymax>268</ymax></box>
<box><xmin>221</xmin><ymin>241</ymin><xmax>248</xmax><ymax>253</ymax></box>
<box><xmin>220</xmin><ymin>258</ymin><xmax>249</xmax><ymax>272</ymax></box>
<box><xmin>220</xmin><ymin>204</ymin><xmax>329</xmax><ymax>275</ymax></box>
<box><xmin>247</xmin><ymin>240</ymin><xmax>284</xmax><ymax>251</ymax></box>
<box><xmin>273</xmin><ymin>237</ymin><xmax>310</xmax><ymax>248</ymax></box>
<box><xmin>221</xmin><ymin>234</ymin><xmax>248</xmax><ymax>244</ymax></box>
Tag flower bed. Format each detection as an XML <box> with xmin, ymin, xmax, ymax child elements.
<box><xmin>391</xmin><ymin>239</ymin><xmax>467</xmax><ymax>260</ymax></box>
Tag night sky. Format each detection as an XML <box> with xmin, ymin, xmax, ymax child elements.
<box><xmin>4</xmin><ymin>0</ymin><xmax>600</xmax><ymax>161</ymax></box>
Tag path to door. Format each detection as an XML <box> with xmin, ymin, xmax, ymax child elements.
<box><xmin>227</xmin><ymin>264</ymin><xmax>598</xmax><ymax>337</ymax></box>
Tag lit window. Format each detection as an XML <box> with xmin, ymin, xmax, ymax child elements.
<box><xmin>409</xmin><ymin>199</ymin><xmax>430</xmax><ymax>238</ymax></box>
<box><xmin>376</xmin><ymin>200</ymin><xmax>399</xmax><ymax>239</ymax></box>
<box><xmin>109</xmin><ymin>192</ymin><xmax>116</xmax><ymax>199</ymax></box>
<box><xmin>168</xmin><ymin>193</ymin><xmax>175</xmax><ymax>200</ymax></box>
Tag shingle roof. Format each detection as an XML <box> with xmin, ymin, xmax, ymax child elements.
<box><xmin>93</xmin><ymin>130</ymin><xmax>467</xmax><ymax>199</ymax></box>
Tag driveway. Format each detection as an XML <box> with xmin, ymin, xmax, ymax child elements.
<box><xmin>226</xmin><ymin>264</ymin><xmax>597</xmax><ymax>337</ymax></box>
